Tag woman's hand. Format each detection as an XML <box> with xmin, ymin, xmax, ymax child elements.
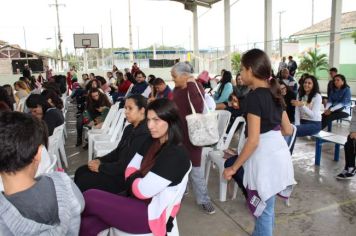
<box><xmin>223</xmin><ymin>167</ymin><xmax>237</xmax><ymax>180</ymax></box>
<box><xmin>88</xmin><ymin>159</ymin><xmax>100</xmax><ymax>173</ymax></box>
<box><xmin>97</xmin><ymin>106</ymin><xmax>105</xmax><ymax>113</ymax></box>
<box><xmin>291</xmin><ymin>100</ymin><xmax>303</xmax><ymax>107</ymax></box>
<box><xmin>323</xmin><ymin>109</ymin><xmax>332</xmax><ymax>116</ymax></box>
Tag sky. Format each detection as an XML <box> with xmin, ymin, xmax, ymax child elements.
<box><xmin>1</xmin><ymin>0</ymin><xmax>356</xmax><ymax>54</ymax></box>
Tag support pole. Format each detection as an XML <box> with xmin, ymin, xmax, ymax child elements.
<box><xmin>110</xmin><ymin>9</ymin><xmax>114</xmax><ymax>66</ymax></box>
<box><xmin>264</xmin><ymin>0</ymin><xmax>272</xmax><ymax>57</ymax></box>
<box><xmin>329</xmin><ymin>0</ymin><xmax>342</xmax><ymax>69</ymax></box>
<box><xmin>224</xmin><ymin>0</ymin><xmax>231</xmax><ymax>71</ymax></box>
<box><xmin>192</xmin><ymin>3</ymin><xmax>199</xmax><ymax>73</ymax></box>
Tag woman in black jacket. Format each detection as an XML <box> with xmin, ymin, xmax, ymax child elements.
<box><xmin>74</xmin><ymin>94</ymin><xmax>152</xmax><ymax>193</ymax></box>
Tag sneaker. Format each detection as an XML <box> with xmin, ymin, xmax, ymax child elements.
<box><xmin>336</xmin><ymin>169</ymin><xmax>356</xmax><ymax>180</ymax></box>
<box><xmin>200</xmin><ymin>202</ymin><xmax>216</xmax><ymax>215</ymax></box>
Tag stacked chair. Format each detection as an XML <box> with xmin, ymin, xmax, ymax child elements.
<box><xmin>87</xmin><ymin>102</ymin><xmax>121</xmax><ymax>161</ymax></box>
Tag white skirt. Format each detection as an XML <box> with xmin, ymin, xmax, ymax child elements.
<box><xmin>243</xmin><ymin>130</ymin><xmax>296</xmax><ymax>202</ymax></box>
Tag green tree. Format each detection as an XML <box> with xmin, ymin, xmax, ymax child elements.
<box><xmin>231</xmin><ymin>52</ymin><xmax>241</xmax><ymax>74</ymax></box>
<box><xmin>298</xmin><ymin>49</ymin><xmax>329</xmax><ymax>77</ymax></box>
<box><xmin>352</xmin><ymin>31</ymin><xmax>356</xmax><ymax>44</ymax></box>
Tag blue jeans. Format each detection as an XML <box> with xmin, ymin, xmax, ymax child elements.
<box><xmin>296</xmin><ymin>119</ymin><xmax>321</xmax><ymax>137</ymax></box>
<box><xmin>252</xmin><ymin>195</ymin><xmax>276</xmax><ymax>236</ymax></box>
<box><xmin>190</xmin><ymin>167</ymin><xmax>211</xmax><ymax>204</ymax></box>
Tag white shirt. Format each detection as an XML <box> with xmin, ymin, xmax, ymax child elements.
<box><xmin>294</xmin><ymin>93</ymin><xmax>322</xmax><ymax>125</ymax></box>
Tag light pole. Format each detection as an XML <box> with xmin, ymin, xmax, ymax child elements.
<box><xmin>128</xmin><ymin>0</ymin><xmax>134</xmax><ymax>64</ymax></box>
<box><xmin>110</xmin><ymin>9</ymin><xmax>114</xmax><ymax>66</ymax></box>
<box><xmin>278</xmin><ymin>10</ymin><xmax>286</xmax><ymax>58</ymax></box>
<box><xmin>49</xmin><ymin>0</ymin><xmax>65</xmax><ymax>71</ymax></box>
<box><xmin>312</xmin><ymin>0</ymin><xmax>315</xmax><ymax>26</ymax></box>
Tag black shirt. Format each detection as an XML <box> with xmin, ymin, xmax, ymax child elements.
<box><xmin>44</xmin><ymin>108</ymin><xmax>64</xmax><ymax>136</ymax></box>
<box><xmin>98</xmin><ymin>122</ymin><xmax>152</xmax><ymax>177</ymax></box>
<box><xmin>244</xmin><ymin>87</ymin><xmax>283</xmax><ymax>137</ymax></box>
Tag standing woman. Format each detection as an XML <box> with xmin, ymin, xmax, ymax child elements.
<box><xmin>321</xmin><ymin>74</ymin><xmax>351</xmax><ymax>130</ymax></box>
<box><xmin>171</xmin><ymin>62</ymin><xmax>215</xmax><ymax>214</ymax></box>
<box><xmin>223</xmin><ymin>49</ymin><xmax>296</xmax><ymax>236</ymax></box>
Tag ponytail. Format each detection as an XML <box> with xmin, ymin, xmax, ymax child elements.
<box><xmin>241</xmin><ymin>49</ymin><xmax>285</xmax><ymax>108</ymax></box>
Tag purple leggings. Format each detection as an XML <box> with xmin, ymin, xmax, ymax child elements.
<box><xmin>80</xmin><ymin>189</ymin><xmax>151</xmax><ymax>236</ymax></box>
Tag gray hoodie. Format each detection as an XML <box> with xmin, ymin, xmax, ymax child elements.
<box><xmin>0</xmin><ymin>172</ymin><xmax>84</xmax><ymax>236</ymax></box>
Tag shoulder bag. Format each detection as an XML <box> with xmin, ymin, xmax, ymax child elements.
<box><xmin>186</xmin><ymin>82</ymin><xmax>219</xmax><ymax>146</ymax></box>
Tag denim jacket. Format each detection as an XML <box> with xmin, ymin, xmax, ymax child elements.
<box><xmin>326</xmin><ymin>87</ymin><xmax>351</xmax><ymax>114</ymax></box>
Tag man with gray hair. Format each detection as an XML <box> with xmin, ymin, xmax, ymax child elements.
<box><xmin>171</xmin><ymin>62</ymin><xmax>215</xmax><ymax>214</ymax></box>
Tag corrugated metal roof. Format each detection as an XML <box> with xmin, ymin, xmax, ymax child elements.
<box><xmin>291</xmin><ymin>11</ymin><xmax>356</xmax><ymax>37</ymax></box>
<box><xmin>0</xmin><ymin>45</ymin><xmax>58</xmax><ymax>60</ymax></box>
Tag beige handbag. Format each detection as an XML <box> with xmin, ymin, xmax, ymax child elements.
<box><xmin>186</xmin><ymin>82</ymin><xmax>219</xmax><ymax>146</ymax></box>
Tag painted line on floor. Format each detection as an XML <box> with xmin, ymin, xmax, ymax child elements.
<box><xmin>276</xmin><ymin>197</ymin><xmax>356</xmax><ymax>224</ymax></box>
<box><xmin>67</xmin><ymin>152</ymin><xmax>80</xmax><ymax>158</ymax></box>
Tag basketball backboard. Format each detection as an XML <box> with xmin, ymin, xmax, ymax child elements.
<box><xmin>73</xmin><ymin>33</ymin><xmax>99</xmax><ymax>48</ymax></box>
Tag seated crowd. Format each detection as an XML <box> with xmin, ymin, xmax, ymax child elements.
<box><xmin>0</xmin><ymin>54</ymin><xmax>354</xmax><ymax>236</ymax></box>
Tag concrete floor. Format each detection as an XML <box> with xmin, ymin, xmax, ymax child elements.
<box><xmin>64</xmin><ymin>104</ymin><xmax>356</xmax><ymax>236</ymax></box>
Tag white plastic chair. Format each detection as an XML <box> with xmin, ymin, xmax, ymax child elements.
<box><xmin>92</xmin><ymin>109</ymin><xmax>126</xmax><ymax>160</ymax></box>
<box><xmin>286</xmin><ymin>124</ymin><xmax>297</xmax><ymax>151</ymax></box>
<box><xmin>206</xmin><ymin>117</ymin><xmax>246</xmax><ymax>202</ymax></box>
<box><xmin>200</xmin><ymin>110</ymin><xmax>231</xmax><ymax>178</ymax></box>
<box><xmin>99</xmin><ymin>163</ymin><xmax>192</xmax><ymax>236</ymax></box>
<box><xmin>46</xmin><ymin>153</ymin><xmax>58</xmax><ymax>173</ymax></box>
<box><xmin>284</xmin><ymin>124</ymin><xmax>297</xmax><ymax>206</ymax></box>
<box><xmin>95</xmin><ymin>121</ymin><xmax>129</xmax><ymax>157</ymax></box>
<box><xmin>48</xmin><ymin>132</ymin><xmax>62</xmax><ymax>169</ymax></box>
<box><xmin>49</xmin><ymin>124</ymin><xmax>68</xmax><ymax>168</ymax></box>
<box><xmin>125</xmin><ymin>84</ymin><xmax>134</xmax><ymax>97</ymax></box>
<box><xmin>216</xmin><ymin>110</ymin><xmax>231</xmax><ymax>139</ymax></box>
<box><xmin>88</xmin><ymin>103</ymin><xmax>120</xmax><ymax>160</ymax></box>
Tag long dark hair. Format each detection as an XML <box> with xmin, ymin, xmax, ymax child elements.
<box><xmin>116</xmin><ymin>71</ymin><xmax>124</xmax><ymax>86</ymax></box>
<box><xmin>298</xmin><ymin>75</ymin><xmax>320</xmax><ymax>104</ymax></box>
<box><xmin>0</xmin><ymin>86</ymin><xmax>14</xmax><ymax>111</ymax></box>
<box><xmin>146</xmin><ymin>98</ymin><xmax>182</xmax><ymax>146</ymax></box>
<box><xmin>85</xmin><ymin>79</ymin><xmax>101</xmax><ymax>91</ymax></box>
<box><xmin>41</xmin><ymin>89</ymin><xmax>64</xmax><ymax>110</ymax></box>
<box><xmin>140</xmin><ymin>99</ymin><xmax>182</xmax><ymax>176</ymax></box>
<box><xmin>241</xmin><ymin>48</ymin><xmax>284</xmax><ymax>107</ymax></box>
<box><xmin>332</xmin><ymin>74</ymin><xmax>349</xmax><ymax>90</ymax></box>
<box><xmin>217</xmin><ymin>70</ymin><xmax>232</xmax><ymax>98</ymax></box>
<box><xmin>86</xmin><ymin>88</ymin><xmax>111</xmax><ymax>114</ymax></box>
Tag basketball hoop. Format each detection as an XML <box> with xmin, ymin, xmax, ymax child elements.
<box><xmin>73</xmin><ymin>34</ymin><xmax>99</xmax><ymax>49</ymax></box>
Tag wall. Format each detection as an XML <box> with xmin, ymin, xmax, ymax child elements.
<box><xmin>298</xmin><ymin>34</ymin><xmax>356</xmax><ymax>80</ymax></box>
